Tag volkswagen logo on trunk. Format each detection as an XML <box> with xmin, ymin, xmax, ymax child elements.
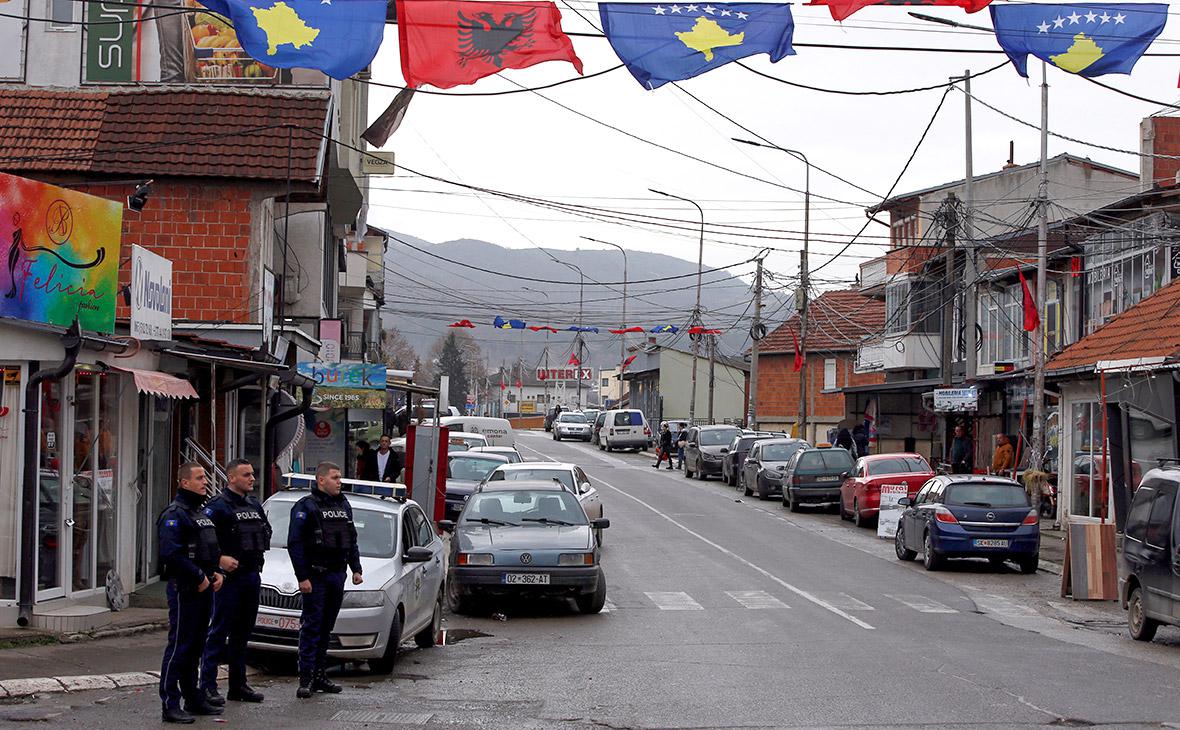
<box><xmin>519</xmin><ymin>553</ymin><xmax>533</xmax><ymax>565</ymax></box>
<box><xmin>986</xmin><ymin>512</ymin><xmax>996</xmax><ymax>521</ymax></box>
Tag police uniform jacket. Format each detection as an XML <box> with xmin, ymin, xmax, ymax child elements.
<box><xmin>158</xmin><ymin>488</ymin><xmax>221</xmax><ymax>588</ymax></box>
<box><xmin>287</xmin><ymin>487</ymin><xmax>363</xmax><ymax>581</ymax></box>
<box><xmin>204</xmin><ymin>488</ymin><xmax>272</xmax><ymax>573</ymax></box>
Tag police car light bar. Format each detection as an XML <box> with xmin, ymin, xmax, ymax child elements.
<box><xmin>280</xmin><ymin>473</ymin><xmax>407</xmax><ymax>502</ymax></box>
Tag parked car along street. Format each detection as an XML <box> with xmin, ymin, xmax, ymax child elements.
<box><xmin>840</xmin><ymin>453</ymin><xmax>934</xmax><ymax>528</ymax></box>
<box><xmin>1120</xmin><ymin>466</ymin><xmax>1180</xmax><ymax>642</ymax></box>
<box><xmin>722</xmin><ymin>432</ymin><xmax>786</xmax><ymax>487</ymax></box>
<box><xmin>444</xmin><ymin>452</ymin><xmax>510</xmax><ymax>520</ymax></box>
<box><xmin>740</xmin><ymin>438</ymin><xmax>810</xmax><ymax>499</ymax></box>
<box><xmin>484</xmin><ymin>461</ymin><xmax>605</xmax><ymax>542</ymax></box>
<box><xmin>553</xmin><ymin>412</ymin><xmax>593</xmax><ymax>441</ymax></box>
<box><xmin>781</xmin><ymin>447</ymin><xmax>855</xmax><ymax>512</ymax></box>
<box><xmin>599</xmin><ymin>409</ymin><xmax>651</xmax><ymax>452</ymax></box>
<box><xmin>682</xmin><ymin>424</ymin><xmax>743</xmax><ymax>480</ymax></box>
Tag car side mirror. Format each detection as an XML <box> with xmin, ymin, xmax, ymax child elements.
<box><xmin>897</xmin><ymin>497</ymin><xmax>911</xmax><ymax>507</ymax></box>
<box><xmin>437</xmin><ymin>520</ymin><xmax>456</xmax><ymax>533</ymax></box>
<box><xmin>591</xmin><ymin>518</ymin><xmax>611</xmax><ymax>530</ymax></box>
<box><xmin>720</xmin><ymin>447</ymin><xmax>729</xmax><ymax>454</ymax></box>
<box><xmin>580</xmin><ymin>482</ymin><xmax>592</xmax><ymax>493</ymax></box>
<box><xmin>841</xmin><ymin>471</ymin><xmax>849</xmax><ymax>479</ymax></box>
<box><xmin>403</xmin><ymin>546</ymin><xmax>433</xmax><ymax>563</ymax></box>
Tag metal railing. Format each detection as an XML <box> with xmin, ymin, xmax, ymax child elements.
<box><xmin>343</xmin><ymin>331</ymin><xmax>367</xmax><ymax>359</ymax></box>
<box><xmin>182</xmin><ymin>437</ymin><xmax>227</xmax><ymax>498</ymax></box>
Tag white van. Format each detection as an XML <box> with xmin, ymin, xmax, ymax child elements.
<box><xmin>599</xmin><ymin>409</ymin><xmax>651</xmax><ymax>452</ymax></box>
<box><xmin>439</xmin><ymin>416</ymin><xmax>516</xmax><ymax>447</ymax></box>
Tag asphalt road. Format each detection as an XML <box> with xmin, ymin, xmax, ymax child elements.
<box><xmin>5</xmin><ymin>431</ymin><xmax>1180</xmax><ymax>729</ymax></box>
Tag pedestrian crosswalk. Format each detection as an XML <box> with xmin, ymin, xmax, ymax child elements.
<box><xmin>596</xmin><ymin>589</ymin><xmax>1008</xmax><ymax>617</ymax></box>
<box><xmin>725</xmin><ymin>590</ymin><xmax>791</xmax><ymax>610</ymax></box>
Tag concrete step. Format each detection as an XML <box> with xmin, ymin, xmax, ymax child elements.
<box><xmin>31</xmin><ymin>604</ymin><xmax>111</xmax><ymax>634</ymax></box>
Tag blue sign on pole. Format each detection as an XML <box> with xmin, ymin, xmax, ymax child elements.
<box><xmin>297</xmin><ymin>361</ymin><xmax>387</xmax><ymax>390</ymax></box>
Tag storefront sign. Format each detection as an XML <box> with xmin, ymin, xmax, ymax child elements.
<box><xmin>310</xmin><ymin>387</ymin><xmax>387</xmax><ymax>410</ymax></box>
<box><xmin>0</xmin><ymin>173</ymin><xmax>122</xmax><ymax>333</ymax></box>
<box><xmin>261</xmin><ymin>267</ymin><xmax>275</xmax><ymax>351</ymax></box>
<box><xmin>304</xmin><ymin>410</ymin><xmax>345</xmax><ymax>468</ymax></box>
<box><xmin>299</xmin><ymin>361</ymin><xmax>386</xmax><ymax>390</ymax></box>
<box><xmin>0</xmin><ymin>0</ymin><xmax>27</xmax><ymax>81</ymax></box>
<box><xmin>130</xmin><ymin>245</ymin><xmax>172</xmax><ymax>341</ymax></box>
<box><xmin>536</xmin><ymin>368</ymin><xmax>593</xmax><ymax>381</ymax></box>
<box><xmin>877</xmin><ymin>483</ymin><xmax>908</xmax><ymax>539</ymax></box>
<box><xmin>933</xmin><ymin>386</ymin><xmax>978</xmax><ymax>412</ymax></box>
<box><xmin>520</xmin><ymin>401</ymin><xmax>536</xmax><ymax>414</ymax></box>
<box><xmin>319</xmin><ymin>319</ymin><xmax>342</xmax><ymax>364</ymax></box>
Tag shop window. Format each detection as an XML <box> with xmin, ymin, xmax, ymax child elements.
<box><xmin>1070</xmin><ymin>401</ymin><xmax>1105</xmax><ymax>518</ymax></box>
<box><xmin>37</xmin><ymin>379</ymin><xmax>63</xmax><ymax>592</ymax></box>
<box><xmin>0</xmin><ymin>370</ymin><xmax>21</xmax><ymax>599</ymax></box>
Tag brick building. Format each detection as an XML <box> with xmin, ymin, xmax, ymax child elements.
<box><xmin>753</xmin><ymin>290</ymin><xmax>885</xmax><ymax>442</ymax></box>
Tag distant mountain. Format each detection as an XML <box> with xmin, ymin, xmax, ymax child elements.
<box><xmin>381</xmin><ymin>233</ymin><xmax>789</xmax><ymax>373</ymax></box>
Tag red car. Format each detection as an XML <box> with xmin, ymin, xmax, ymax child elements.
<box><xmin>840</xmin><ymin>453</ymin><xmax>934</xmax><ymax>528</ymax></box>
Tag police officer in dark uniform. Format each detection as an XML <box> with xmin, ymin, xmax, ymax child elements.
<box><xmin>158</xmin><ymin>463</ymin><xmax>224</xmax><ymax>724</ymax></box>
<box><xmin>287</xmin><ymin>461</ymin><xmax>363</xmax><ymax>698</ymax></box>
<box><xmin>199</xmin><ymin>458</ymin><xmax>271</xmax><ymax>705</ymax></box>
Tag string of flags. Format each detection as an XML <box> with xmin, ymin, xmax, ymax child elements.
<box><xmin>191</xmin><ymin>1</ymin><xmax>1172</xmax><ymax>147</ymax></box>
<box><xmin>449</xmin><ymin>318</ymin><xmax>701</xmax><ymax>334</ymax></box>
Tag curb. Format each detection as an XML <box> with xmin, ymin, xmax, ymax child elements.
<box><xmin>0</xmin><ymin>671</ymin><xmax>159</xmax><ymax>699</ymax></box>
<box><xmin>63</xmin><ymin>620</ymin><xmax>170</xmax><ymax>644</ymax></box>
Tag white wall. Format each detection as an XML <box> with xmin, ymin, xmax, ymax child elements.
<box><xmin>658</xmin><ymin>349</ymin><xmax>746</xmax><ymax>423</ymax></box>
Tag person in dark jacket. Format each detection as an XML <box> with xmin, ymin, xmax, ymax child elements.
<box><xmin>950</xmin><ymin>424</ymin><xmax>974</xmax><ymax>474</ymax></box>
<box><xmin>362</xmin><ymin>434</ymin><xmax>402</xmax><ymax>482</ymax></box>
<box><xmin>158</xmin><ymin>463</ymin><xmax>223</xmax><ymax>724</ymax></box>
<box><xmin>675</xmin><ymin>425</ymin><xmax>688</xmax><ymax>469</ymax></box>
<box><xmin>199</xmin><ymin>459</ymin><xmax>271</xmax><ymax>705</ymax></box>
<box><xmin>287</xmin><ymin>462</ymin><xmax>364</xmax><ymax>698</ymax></box>
<box><xmin>835</xmin><ymin>428</ymin><xmax>855</xmax><ymax>456</ymax></box>
<box><xmin>652</xmin><ymin>422</ymin><xmax>674</xmax><ymax>470</ymax></box>
<box><xmin>852</xmin><ymin>421</ymin><xmax>870</xmax><ymax>458</ymax></box>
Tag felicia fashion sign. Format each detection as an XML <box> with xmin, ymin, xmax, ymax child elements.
<box><xmin>130</xmin><ymin>244</ymin><xmax>172</xmax><ymax>341</ymax></box>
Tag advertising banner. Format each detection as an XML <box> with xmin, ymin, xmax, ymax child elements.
<box><xmin>0</xmin><ymin>0</ymin><xmax>27</xmax><ymax>81</ymax></box>
<box><xmin>310</xmin><ymin>387</ymin><xmax>387</xmax><ymax>410</ymax></box>
<box><xmin>877</xmin><ymin>483</ymin><xmax>908</xmax><ymax>539</ymax></box>
<box><xmin>298</xmin><ymin>361</ymin><xmax>386</xmax><ymax>390</ymax></box>
<box><xmin>0</xmin><ymin>172</ymin><xmax>123</xmax><ymax>333</ymax></box>
<box><xmin>303</xmin><ymin>410</ymin><xmax>345</xmax><ymax>469</ymax></box>
<box><xmin>130</xmin><ymin>245</ymin><xmax>172</xmax><ymax>341</ymax></box>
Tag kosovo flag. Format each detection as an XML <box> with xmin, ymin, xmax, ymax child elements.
<box><xmin>650</xmin><ymin>324</ymin><xmax>679</xmax><ymax>333</ymax></box>
<box><xmin>194</xmin><ymin>0</ymin><xmax>386</xmax><ymax>79</ymax></box>
<box><xmin>493</xmin><ymin>316</ymin><xmax>527</xmax><ymax>329</ymax></box>
<box><xmin>990</xmin><ymin>3</ymin><xmax>1166</xmax><ymax>77</ymax></box>
<box><xmin>599</xmin><ymin>3</ymin><xmax>795</xmax><ymax>89</ymax></box>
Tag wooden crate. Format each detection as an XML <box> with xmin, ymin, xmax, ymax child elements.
<box><xmin>1060</xmin><ymin>517</ymin><xmax>1118</xmax><ymax>601</ymax></box>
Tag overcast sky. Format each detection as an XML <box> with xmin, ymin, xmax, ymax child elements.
<box><xmin>364</xmin><ymin>1</ymin><xmax>1179</xmax><ymax>302</ymax></box>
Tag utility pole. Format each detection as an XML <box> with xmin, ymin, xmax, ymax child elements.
<box><xmin>748</xmin><ymin>257</ymin><xmax>764</xmax><ymax>429</ymax></box>
<box><xmin>707</xmin><ymin>334</ymin><xmax>716</xmax><ymax>423</ymax></box>
<box><xmin>941</xmin><ymin>194</ymin><xmax>959</xmax><ymax>388</ymax></box>
<box><xmin>799</xmin><ymin>248</ymin><xmax>809</xmax><ymax>441</ymax></box>
<box><xmin>652</xmin><ymin>189</ymin><xmax>704</xmax><ymax>423</ymax></box>
<box><xmin>961</xmin><ymin>70</ymin><xmax>978</xmax><ymax>381</ymax></box>
<box><xmin>1031</xmin><ymin>62</ymin><xmax>1050</xmax><ymax>473</ymax></box>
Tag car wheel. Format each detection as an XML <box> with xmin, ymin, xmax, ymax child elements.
<box><xmin>553</xmin><ymin>433</ymin><xmax>559</xmax><ymax>441</ymax></box>
<box><xmin>414</xmin><ymin>590</ymin><xmax>443</xmax><ymax>649</ymax></box>
<box><xmin>922</xmin><ymin>530</ymin><xmax>943</xmax><ymax>571</ymax></box>
<box><xmin>1127</xmin><ymin>586</ymin><xmax>1159</xmax><ymax>642</ymax></box>
<box><xmin>787</xmin><ymin>490</ymin><xmax>802</xmax><ymax>512</ymax></box>
<box><xmin>839</xmin><ymin>497</ymin><xmax>851</xmax><ymax>521</ymax></box>
<box><xmin>684</xmin><ymin>463</ymin><xmax>694</xmax><ymax>479</ymax></box>
<box><xmin>368</xmin><ymin>609</ymin><xmax>403</xmax><ymax>674</ymax></box>
<box><xmin>447</xmin><ymin>579</ymin><xmax>479</xmax><ymax>616</ymax></box>
<box><xmin>576</xmin><ymin>568</ymin><xmax>607</xmax><ymax>614</ymax></box>
<box><xmin>895</xmin><ymin>524</ymin><xmax>917</xmax><ymax>561</ymax></box>
<box><xmin>598</xmin><ymin>440</ymin><xmax>605</xmax><ymax>451</ymax></box>
<box><xmin>743</xmin><ymin>477</ymin><xmax>753</xmax><ymax>497</ymax></box>
<box><xmin>696</xmin><ymin>467</ymin><xmax>708</xmax><ymax>481</ymax></box>
<box><xmin>1017</xmin><ymin>554</ymin><xmax>1039</xmax><ymax>575</ymax></box>
<box><xmin>852</xmin><ymin>499</ymin><xmax>868</xmax><ymax>528</ymax></box>
<box><xmin>757</xmin><ymin>481</ymin><xmax>769</xmax><ymax>500</ymax></box>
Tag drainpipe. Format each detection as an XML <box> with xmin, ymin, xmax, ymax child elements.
<box><xmin>262</xmin><ymin>370</ymin><xmax>315</xmax><ymax>498</ymax></box>
<box><xmin>18</xmin><ymin>321</ymin><xmax>82</xmax><ymax>627</ymax></box>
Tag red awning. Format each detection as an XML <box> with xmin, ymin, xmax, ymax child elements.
<box><xmin>113</xmin><ymin>366</ymin><xmax>198</xmax><ymax>400</ymax></box>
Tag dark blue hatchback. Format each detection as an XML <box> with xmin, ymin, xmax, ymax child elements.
<box><xmin>893</xmin><ymin>475</ymin><xmax>1040</xmax><ymax>573</ymax></box>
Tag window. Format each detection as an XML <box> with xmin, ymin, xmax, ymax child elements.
<box><xmin>1144</xmin><ymin>486</ymin><xmax>1176</xmax><ymax>548</ymax></box>
<box><xmin>823</xmin><ymin>359</ymin><xmax>836</xmax><ymax>391</ymax></box>
<box><xmin>1071</xmin><ymin>402</ymin><xmax>1105</xmax><ymax>518</ymax></box>
<box><xmin>601</xmin><ymin>378</ymin><xmax>610</xmax><ymax>388</ymax></box>
<box><xmin>980</xmin><ymin>284</ymin><xmax>1031</xmax><ymax>366</ymax></box>
<box><xmin>613</xmin><ymin>411</ymin><xmax>642</xmax><ymax>426</ymax></box>
<box><xmin>409</xmin><ymin>507</ymin><xmax>434</xmax><ymax>546</ymax></box>
<box><xmin>1125</xmin><ymin>487</ymin><xmax>1155</xmax><ymax>543</ymax></box>
<box><xmin>945</xmin><ymin>483</ymin><xmax>1029</xmax><ymax>508</ymax></box>
<box><xmin>49</xmin><ymin>0</ymin><xmax>75</xmax><ymax>27</ymax></box>
<box><xmin>868</xmin><ymin>456</ymin><xmax>931</xmax><ymax>476</ymax></box>
<box><xmin>1083</xmin><ymin>217</ymin><xmax>1170</xmax><ymax>334</ymax></box>
<box><xmin>885</xmin><ymin>282</ymin><xmax>910</xmax><ymax>334</ymax></box>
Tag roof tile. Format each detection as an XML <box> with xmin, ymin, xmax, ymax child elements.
<box><xmin>759</xmin><ymin>290</ymin><xmax>885</xmax><ymax>354</ymax></box>
<box><xmin>1047</xmin><ymin>279</ymin><xmax>1180</xmax><ymax>372</ymax></box>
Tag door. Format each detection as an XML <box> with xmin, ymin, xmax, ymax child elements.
<box><xmin>687</xmin><ymin>428</ymin><xmax>700</xmax><ymax>470</ymax></box>
<box><xmin>1142</xmin><ymin>483</ymin><xmax>1176</xmax><ymax>617</ymax></box>
<box><xmin>68</xmin><ymin>370</ymin><xmax>121</xmax><ymax>595</ymax></box>
<box><xmin>410</xmin><ymin>506</ymin><xmax>444</xmax><ymax>618</ymax></box>
<box><xmin>574</xmin><ymin>467</ymin><xmax>601</xmax><ymax>519</ymax></box>
<box><xmin>36</xmin><ymin>379</ymin><xmax>65</xmax><ymax>600</ymax></box>
<box><xmin>903</xmin><ymin>482</ymin><xmax>934</xmax><ymax>552</ymax></box>
<box><xmin>744</xmin><ymin>445</ymin><xmax>760</xmax><ymax>489</ymax></box>
<box><xmin>397</xmin><ymin>512</ymin><xmax>424</xmax><ymax>629</ymax></box>
<box><xmin>1172</xmin><ymin>495</ymin><xmax>1180</xmax><ymax>621</ymax></box>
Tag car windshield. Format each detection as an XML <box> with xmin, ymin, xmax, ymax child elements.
<box><xmin>868</xmin><ymin>456</ymin><xmax>931</xmax><ymax>476</ymax></box>
<box><xmin>489</xmin><ymin>468</ymin><xmax>576</xmax><ymax>490</ymax></box>
<box><xmin>700</xmin><ymin>428</ymin><xmax>741</xmax><ymax>446</ymax></box>
<box><xmin>463</xmin><ymin>490</ymin><xmax>588</xmax><ymax>525</ymax></box>
<box><xmin>763</xmin><ymin>442</ymin><xmax>805</xmax><ymax>462</ymax></box>
<box><xmin>798</xmin><ymin>450</ymin><xmax>855</xmax><ymax>472</ymax></box>
<box><xmin>558</xmin><ymin>413</ymin><xmax>588</xmax><ymax>423</ymax></box>
<box><xmin>448</xmin><ymin>456</ymin><xmax>503</xmax><ymax>481</ymax></box>
<box><xmin>945</xmin><ymin>483</ymin><xmax>1029</xmax><ymax>507</ymax></box>
<box><xmin>267</xmin><ymin>503</ymin><xmax>398</xmax><ymax>558</ymax></box>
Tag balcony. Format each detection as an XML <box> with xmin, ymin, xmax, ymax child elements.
<box><xmin>855</xmin><ymin>333</ymin><xmax>941</xmax><ymax>373</ymax></box>
<box><xmin>859</xmin><ymin>247</ymin><xmax>942</xmax><ymax>297</ymax></box>
<box><xmin>342</xmin><ymin>331</ymin><xmax>373</xmax><ymax>360</ymax></box>
<box><xmin>859</xmin><ymin>256</ymin><xmax>887</xmax><ymax>295</ymax></box>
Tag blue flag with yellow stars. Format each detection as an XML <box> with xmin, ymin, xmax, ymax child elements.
<box><xmin>494</xmin><ymin>316</ymin><xmax>527</xmax><ymax>329</ymax></box>
<box><xmin>194</xmin><ymin>0</ymin><xmax>386</xmax><ymax>79</ymax></box>
<box><xmin>990</xmin><ymin>3</ymin><xmax>1166</xmax><ymax>78</ymax></box>
<box><xmin>599</xmin><ymin>2</ymin><xmax>795</xmax><ymax>89</ymax></box>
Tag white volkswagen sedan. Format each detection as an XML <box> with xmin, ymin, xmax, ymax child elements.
<box><xmin>482</xmin><ymin>462</ymin><xmax>605</xmax><ymax>544</ymax></box>
<box><xmin>248</xmin><ymin>480</ymin><xmax>445</xmax><ymax>674</ymax></box>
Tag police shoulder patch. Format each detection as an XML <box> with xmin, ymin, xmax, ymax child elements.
<box><xmin>165</xmin><ymin>519</ymin><xmax>178</xmax><ymax>527</ymax></box>
<box><xmin>295</xmin><ymin>511</ymin><xmax>306</xmax><ymax>519</ymax></box>
<box><xmin>205</xmin><ymin>508</ymin><xmax>214</xmax><ymax>515</ymax></box>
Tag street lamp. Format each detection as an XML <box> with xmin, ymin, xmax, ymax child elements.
<box><xmin>581</xmin><ymin>236</ymin><xmax>628</xmax><ymax>407</ymax></box>
<box><xmin>522</xmin><ymin>286</ymin><xmax>552</xmax><ymax>410</ymax></box>
<box><xmin>650</xmin><ymin>188</ymin><xmax>705</xmax><ymax>424</ymax></box>
<box><xmin>733</xmin><ymin>138</ymin><xmax>812</xmax><ymax>440</ymax></box>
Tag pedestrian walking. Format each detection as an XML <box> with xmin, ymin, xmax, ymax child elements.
<box><xmin>158</xmin><ymin>463</ymin><xmax>223</xmax><ymax>724</ymax></box>
<box><xmin>835</xmin><ymin>427</ymin><xmax>855</xmax><ymax>458</ymax></box>
<box><xmin>950</xmin><ymin>424</ymin><xmax>974</xmax><ymax>474</ymax></box>
<box><xmin>852</xmin><ymin>421</ymin><xmax>870</xmax><ymax>458</ymax></box>
<box><xmin>288</xmin><ymin>462</ymin><xmax>364</xmax><ymax>698</ymax></box>
<box><xmin>199</xmin><ymin>459</ymin><xmax>270</xmax><ymax>706</ymax></box>
<box><xmin>652</xmin><ymin>422</ymin><xmax>675</xmax><ymax>470</ymax></box>
<box><xmin>675</xmin><ymin>424</ymin><xmax>688</xmax><ymax>469</ymax></box>
<box><xmin>363</xmin><ymin>434</ymin><xmax>403</xmax><ymax>482</ymax></box>
<box><xmin>990</xmin><ymin>433</ymin><xmax>1015</xmax><ymax>477</ymax></box>
<box><xmin>354</xmin><ymin>440</ymin><xmax>371</xmax><ymax>481</ymax></box>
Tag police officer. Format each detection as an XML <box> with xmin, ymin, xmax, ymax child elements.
<box><xmin>287</xmin><ymin>461</ymin><xmax>363</xmax><ymax>698</ymax></box>
<box><xmin>199</xmin><ymin>459</ymin><xmax>271</xmax><ymax>705</ymax></box>
<box><xmin>158</xmin><ymin>463</ymin><xmax>224</xmax><ymax>724</ymax></box>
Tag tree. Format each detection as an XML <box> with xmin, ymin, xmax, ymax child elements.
<box><xmin>380</xmin><ymin>327</ymin><xmax>419</xmax><ymax>371</ymax></box>
<box><xmin>436</xmin><ymin>332</ymin><xmax>469</xmax><ymax>409</ymax></box>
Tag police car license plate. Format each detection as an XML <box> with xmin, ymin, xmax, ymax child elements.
<box><xmin>503</xmin><ymin>573</ymin><xmax>550</xmax><ymax>585</ymax></box>
<box><xmin>256</xmin><ymin>614</ymin><xmax>301</xmax><ymax>631</ymax></box>
<box><xmin>973</xmin><ymin>539</ymin><xmax>1009</xmax><ymax>548</ymax></box>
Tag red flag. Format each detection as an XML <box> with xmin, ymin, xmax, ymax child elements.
<box><xmin>515</xmin><ymin>378</ymin><xmax>522</xmax><ymax>389</ymax></box>
<box><xmin>396</xmin><ymin>0</ymin><xmax>583</xmax><ymax>90</ymax></box>
<box><xmin>621</xmin><ymin>355</ymin><xmax>637</xmax><ymax>370</ymax></box>
<box><xmin>807</xmin><ymin>0</ymin><xmax>992</xmax><ymax>22</ymax></box>
<box><xmin>568</xmin><ymin>353</ymin><xmax>581</xmax><ymax>366</ymax></box>
<box><xmin>1017</xmin><ymin>267</ymin><xmax>1039</xmax><ymax>332</ymax></box>
<box><xmin>687</xmin><ymin>325</ymin><xmax>723</xmax><ymax>336</ymax></box>
<box><xmin>499</xmin><ymin>380</ymin><xmax>507</xmax><ymax>391</ymax></box>
<box><xmin>792</xmin><ymin>329</ymin><xmax>803</xmax><ymax>372</ymax></box>
<box><xmin>529</xmin><ymin>325</ymin><xmax>558</xmax><ymax>333</ymax></box>
<box><xmin>448</xmin><ymin>319</ymin><xmax>477</xmax><ymax>328</ymax></box>
<box><xmin>609</xmin><ymin>326</ymin><xmax>645</xmax><ymax>334</ymax></box>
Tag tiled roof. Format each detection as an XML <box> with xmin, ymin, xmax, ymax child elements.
<box><xmin>0</xmin><ymin>87</ymin><xmax>329</xmax><ymax>182</ymax></box>
<box><xmin>1047</xmin><ymin>279</ymin><xmax>1180</xmax><ymax>372</ymax></box>
<box><xmin>759</xmin><ymin>290</ymin><xmax>885</xmax><ymax>354</ymax></box>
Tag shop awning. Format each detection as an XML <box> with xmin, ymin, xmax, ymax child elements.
<box><xmin>841</xmin><ymin>378</ymin><xmax>942</xmax><ymax>395</ymax></box>
<box><xmin>163</xmin><ymin>349</ymin><xmax>289</xmax><ymax>374</ymax></box>
<box><xmin>113</xmin><ymin>366</ymin><xmax>198</xmax><ymax>400</ymax></box>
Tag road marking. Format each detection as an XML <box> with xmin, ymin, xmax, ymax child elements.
<box><xmin>967</xmin><ymin>590</ymin><xmax>1038</xmax><ymax>617</ymax></box>
<box><xmin>602</xmin><ymin>598</ymin><xmax>616</xmax><ymax>613</ymax></box>
<box><xmin>726</xmin><ymin>590</ymin><xmax>790</xmax><ymax>609</ymax></box>
<box><xmin>645</xmin><ymin>591</ymin><xmax>704</xmax><ymax>610</ymax></box>
<box><xmin>590</xmin><ymin>474</ymin><xmax>874</xmax><ymax>630</ymax></box>
<box><xmin>813</xmin><ymin>592</ymin><xmax>875</xmax><ymax>611</ymax></box>
<box><xmin>885</xmin><ymin>594</ymin><xmax>959</xmax><ymax>614</ymax></box>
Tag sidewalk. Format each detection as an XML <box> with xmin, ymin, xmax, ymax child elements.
<box><xmin>1038</xmin><ymin>517</ymin><xmax>1067</xmax><ymax>575</ymax></box>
